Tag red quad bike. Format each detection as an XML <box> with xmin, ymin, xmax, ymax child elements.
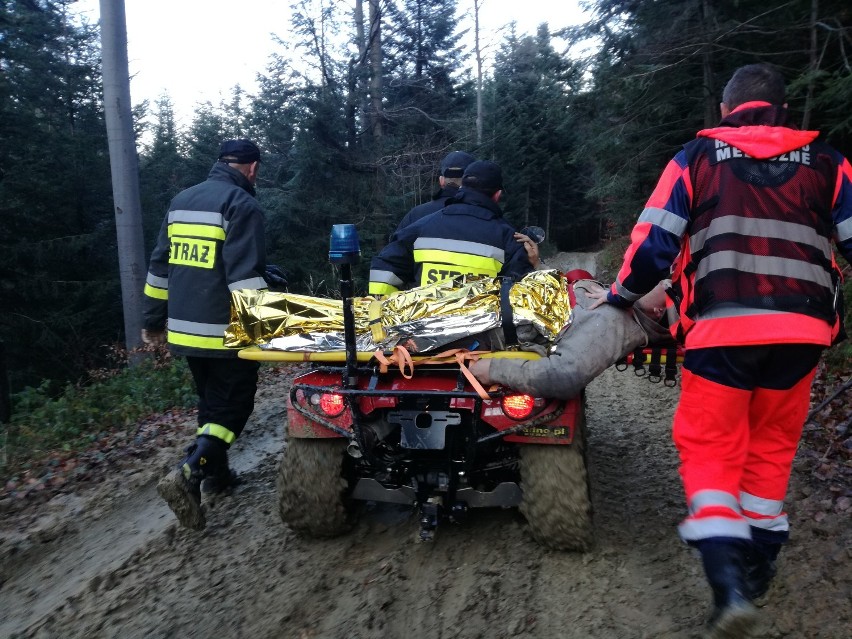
<box><xmin>278</xmin><ymin>353</ymin><xmax>591</xmax><ymax>550</ymax></box>
<box><xmin>264</xmin><ymin>225</ymin><xmax>593</xmax><ymax>551</ymax></box>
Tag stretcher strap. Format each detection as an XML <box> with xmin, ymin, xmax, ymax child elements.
<box><xmin>453</xmin><ymin>351</ymin><xmax>491</xmax><ymax>400</ymax></box>
<box><xmin>665</xmin><ymin>346</ymin><xmax>678</xmax><ymax>386</ymax></box>
<box><xmin>368</xmin><ymin>299</ymin><xmax>385</xmax><ymax>342</ymax></box>
<box><xmin>648</xmin><ymin>347</ymin><xmax>663</xmax><ymax>382</ymax></box>
<box><xmin>632</xmin><ymin>347</ymin><xmax>646</xmax><ymax>376</ymax></box>
<box><xmin>500</xmin><ymin>277</ymin><xmax>518</xmax><ymax>346</ymax></box>
<box><xmin>372</xmin><ymin>347</ymin><xmax>492</xmax><ymax>399</ymax></box>
<box><xmin>374</xmin><ymin>345</ymin><xmax>414</xmax><ymax>378</ymax></box>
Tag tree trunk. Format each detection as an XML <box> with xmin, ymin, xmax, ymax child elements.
<box><xmin>368</xmin><ymin>0</ymin><xmax>383</xmax><ymax>142</ymax></box>
<box><xmin>802</xmin><ymin>0</ymin><xmax>819</xmax><ymax>130</ymax></box>
<box><xmin>99</xmin><ymin>0</ymin><xmax>147</xmax><ymax>355</ymax></box>
<box><xmin>367</xmin><ymin>0</ymin><xmax>386</xmax><ymax>247</ymax></box>
<box><xmin>546</xmin><ymin>169</ymin><xmax>552</xmax><ymax>240</ymax></box>
<box><xmin>346</xmin><ymin>0</ymin><xmax>364</xmax><ymax>149</ymax></box>
<box><xmin>474</xmin><ymin>0</ymin><xmax>484</xmax><ymax>145</ymax></box>
<box><xmin>700</xmin><ymin>0</ymin><xmax>717</xmax><ymax>127</ymax></box>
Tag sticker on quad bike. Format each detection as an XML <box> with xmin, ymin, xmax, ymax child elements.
<box><xmin>519</xmin><ymin>425</ymin><xmax>570</xmax><ymax>438</ymax></box>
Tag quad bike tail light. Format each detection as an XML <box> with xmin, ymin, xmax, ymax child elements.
<box><xmin>501</xmin><ymin>393</ymin><xmax>536</xmax><ymax>420</ymax></box>
<box><xmin>312</xmin><ymin>392</ymin><xmax>347</xmax><ymax>417</ymax></box>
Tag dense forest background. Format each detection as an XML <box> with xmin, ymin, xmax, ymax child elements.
<box><xmin>1</xmin><ymin>0</ymin><xmax>851</xmax><ymax>392</ymax></box>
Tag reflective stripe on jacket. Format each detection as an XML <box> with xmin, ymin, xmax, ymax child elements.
<box><xmin>369</xmin><ymin>188</ymin><xmax>533</xmax><ymax>295</ymax></box>
<box><xmin>143</xmin><ymin>162</ymin><xmax>267</xmax><ymax>357</ymax></box>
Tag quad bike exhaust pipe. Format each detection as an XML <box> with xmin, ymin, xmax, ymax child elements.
<box><xmin>346</xmin><ymin>440</ymin><xmax>363</xmax><ymax>458</ymax></box>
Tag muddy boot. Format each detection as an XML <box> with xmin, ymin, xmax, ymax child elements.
<box><xmin>157</xmin><ymin>436</ymin><xmax>227</xmax><ymax>530</ymax></box>
<box><xmin>696</xmin><ymin>538</ymin><xmax>760</xmax><ymax>639</ymax></box>
<box><xmin>201</xmin><ymin>467</ymin><xmax>240</xmax><ymax>495</ymax></box>
<box><xmin>744</xmin><ymin>532</ymin><xmax>784</xmax><ymax>603</ymax></box>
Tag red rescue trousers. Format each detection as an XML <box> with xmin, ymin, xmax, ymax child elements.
<box><xmin>673</xmin><ymin>344</ymin><xmax>821</xmax><ymax>542</ymax></box>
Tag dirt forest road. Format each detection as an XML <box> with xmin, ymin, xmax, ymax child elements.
<box><xmin>1</xmin><ymin>365</ymin><xmax>850</xmax><ymax>639</ymax></box>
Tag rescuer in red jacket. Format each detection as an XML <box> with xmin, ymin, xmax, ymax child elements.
<box><xmin>592</xmin><ymin>63</ymin><xmax>852</xmax><ymax>638</ymax></box>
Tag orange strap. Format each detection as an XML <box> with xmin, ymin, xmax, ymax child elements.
<box><xmin>453</xmin><ymin>351</ymin><xmax>492</xmax><ymax>400</ymax></box>
<box><xmin>373</xmin><ymin>345</ymin><xmax>415</xmax><ymax>378</ymax></box>
<box><xmin>372</xmin><ymin>347</ymin><xmax>493</xmax><ymax>399</ymax></box>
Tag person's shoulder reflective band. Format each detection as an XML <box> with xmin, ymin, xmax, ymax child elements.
<box><xmin>167</xmin><ymin>318</ymin><xmax>230</xmax><ymax>350</ymax></box>
<box><xmin>144</xmin><ymin>272</ymin><xmax>169</xmax><ymax>300</ymax></box>
<box><xmin>196</xmin><ymin>422</ymin><xmax>236</xmax><ymax>445</ymax></box>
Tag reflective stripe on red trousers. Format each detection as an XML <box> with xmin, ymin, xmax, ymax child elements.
<box><xmin>673</xmin><ymin>366</ymin><xmax>815</xmax><ymax>541</ymax></box>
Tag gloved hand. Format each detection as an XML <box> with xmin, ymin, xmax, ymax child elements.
<box><xmin>263</xmin><ymin>264</ymin><xmax>288</xmax><ymax>291</ymax></box>
<box><xmin>141</xmin><ymin>328</ymin><xmax>166</xmax><ymax>346</ymax></box>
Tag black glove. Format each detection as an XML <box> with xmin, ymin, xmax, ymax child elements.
<box><xmin>263</xmin><ymin>264</ymin><xmax>288</xmax><ymax>291</ymax></box>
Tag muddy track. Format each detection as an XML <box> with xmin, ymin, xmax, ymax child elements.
<box><xmin>1</xmin><ymin>366</ymin><xmax>849</xmax><ymax>639</ymax></box>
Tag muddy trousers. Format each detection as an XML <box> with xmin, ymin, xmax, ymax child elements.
<box><xmin>673</xmin><ymin>344</ymin><xmax>823</xmax><ymax>544</ymax></box>
<box><xmin>186</xmin><ymin>356</ymin><xmax>261</xmax><ymax>447</ymax></box>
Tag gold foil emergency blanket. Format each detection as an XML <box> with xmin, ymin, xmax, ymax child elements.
<box><xmin>509</xmin><ymin>269</ymin><xmax>572</xmax><ymax>339</ymax></box>
<box><xmin>224</xmin><ymin>270</ymin><xmax>572</xmax><ymax>353</ymax></box>
<box><xmin>224</xmin><ymin>290</ymin><xmax>374</xmax><ymax>349</ymax></box>
<box><xmin>377</xmin><ymin>275</ymin><xmax>503</xmax><ymax>353</ymax></box>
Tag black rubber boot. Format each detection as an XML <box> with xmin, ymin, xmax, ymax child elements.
<box><xmin>157</xmin><ymin>436</ymin><xmax>228</xmax><ymax>529</ymax></box>
<box><xmin>696</xmin><ymin>538</ymin><xmax>760</xmax><ymax>639</ymax></box>
<box><xmin>201</xmin><ymin>467</ymin><xmax>240</xmax><ymax>495</ymax></box>
<box><xmin>744</xmin><ymin>532</ymin><xmax>783</xmax><ymax>602</ymax></box>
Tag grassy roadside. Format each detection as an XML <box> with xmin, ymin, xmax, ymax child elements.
<box><xmin>0</xmin><ymin>349</ymin><xmax>196</xmax><ymax>482</ymax></box>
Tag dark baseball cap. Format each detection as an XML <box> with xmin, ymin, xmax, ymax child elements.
<box><xmin>218</xmin><ymin>139</ymin><xmax>261</xmax><ymax>163</ymax></box>
<box><xmin>440</xmin><ymin>151</ymin><xmax>476</xmax><ymax>177</ymax></box>
<box><xmin>462</xmin><ymin>160</ymin><xmax>503</xmax><ymax>191</ymax></box>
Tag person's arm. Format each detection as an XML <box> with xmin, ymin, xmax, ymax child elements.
<box><xmin>142</xmin><ymin>211</ymin><xmax>171</xmax><ymax>335</ymax></box>
<box><xmin>606</xmin><ymin>151</ymin><xmax>692</xmax><ymax>307</ymax></box>
<box><xmin>369</xmin><ymin>226</ymin><xmax>417</xmax><ymax>295</ymax></box>
<box><xmin>500</xmin><ymin>227</ymin><xmax>535</xmax><ymax>279</ymax></box>
<box><xmin>471</xmin><ymin>285</ymin><xmax>646</xmax><ymax>398</ymax></box>
<box><xmin>834</xmin><ymin>155</ymin><xmax>852</xmax><ymax>263</ymax></box>
<box><xmin>222</xmin><ymin>197</ymin><xmax>269</xmax><ymax>292</ymax></box>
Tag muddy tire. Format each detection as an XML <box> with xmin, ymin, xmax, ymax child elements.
<box><xmin>519</xmin><ymin>403</ymin><xmax>592</xmax><ymax>551</ymax></box>
<box><xmin>277</xmin><ymin>436</ymin><xmax>355</xmax><ymax>538</ymax></box>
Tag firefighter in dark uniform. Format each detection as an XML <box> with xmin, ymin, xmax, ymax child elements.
<box><xmin>395</xmin><ymin>150</ymin><xmax>475</xmax><ymax>232</ymax></box>
<box><xmin>369</xmin><ymin>160</ymin><xmax>534</xmax><ymax>296</ymax></box>
<box><xmin>142</xmin><ymin>139</ymin><xmax>276</xmax><ymax>530</ymax></box>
